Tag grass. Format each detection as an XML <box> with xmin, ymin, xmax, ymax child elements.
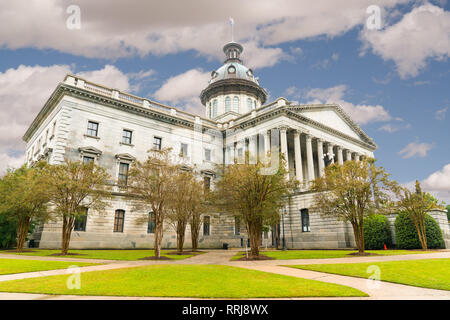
<box><xmin>231</xmin><ymin>249</ymin><xmax>429</xmax><ymax>261</ymax></box>
<box><xmin>0</xmin><ymin>264</ymin><xmax>367</xmax><ymax>298</ymax></box>
<box><xmin>0</xmin><ymin>249</ymin><xmax>198</xmax><ymax>261</ymax></box>
<box><xmin>0</xmin><ymin>259</ymin><xmax>97</xmax><ymax>275</ymax></box>
<box><xmin>288</xmin><ymin>258</ymin><xmax>450</xmax><ymax>291</ymax></box>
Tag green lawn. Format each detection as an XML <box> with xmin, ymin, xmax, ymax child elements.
<box><xmin>0</xmin><ymin>259</ymin><xmax>97</xmax><ymax>275</ymax></box>
<box><xmin>288</xmin><ymin>258</ymin><xmax>450</xmax><ymax>291</ymax></box>
<box><xmin>231</xmin><ymin>249</ymin><xmax>428</xmax><ymax>260</ymax></box>
<box><xmin>0</xmin><ymin>264</ymin><xmax>367</xmax><ymax>298</ymax></box>
<box><xmin>0</xmin><ymin>249</ymin><xmax>198</xmax><ymax>261</ymax></box>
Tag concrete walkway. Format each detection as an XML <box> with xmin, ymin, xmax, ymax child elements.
<box><xmin>0</xmin><ymin>249</ymin><xmax>449</xmax><ymax>300</ymax></box>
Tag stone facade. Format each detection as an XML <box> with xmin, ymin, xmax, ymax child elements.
<box><xmin>24</xmin><ymin>41</ymin><xmax>382</xmax><ymax>250</ymax></box>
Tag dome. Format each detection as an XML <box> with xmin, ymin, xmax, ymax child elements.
<box><xmin>209</xmin><ymin>62</ymin><xmax>259</xmax><ymax>85</ymax></box>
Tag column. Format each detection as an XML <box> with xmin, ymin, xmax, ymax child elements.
<box><xmin>346</xmin><ymin>150</ymin><xmax>352</xmax><ymax>162</ymax></box>
<box><xmin>337</xmin><ymin>146</ymin><xmax>344</xmax><ymax>165</ymax></box>
<box><xmin>249</xmin><ymin>135</ymin><xmax>257</xmax><ymax>164</ymax></box>
<box><xmin>317</xmin><ymin>139</ymin><xmax>324</xmax><ymax>177</ymax></box>
<box><xmin>327</xmin><ymin>143</ymin><xmax>334</xmax><ymax>164</ymax></box>
<box><xmin>305</xmin><ymin>134</ymin><xmax>314</xmax><ymax>183</ymax></box>
<box><xmin>293</xmin><ymin>130</ymin><xmax>303</xmax><ymax>183</ymax></box>
<box><xmin>280</xmin><ymin>127</ymin><xmax>289</xmax><ymax>178</ymax></box>
<box><xmin>355</xmin><ymin>153</ymin><xmax>361</xmax><ymax>161</ymax></box>
<box><xmin>264</xmin><ymin>130</ymin><xmax>271</xmax><ymax>155</ymax></box>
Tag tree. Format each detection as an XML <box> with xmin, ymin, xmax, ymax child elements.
<box><xmin>446</xmin><ymin>205</ymin><xmax>450</xmax><ymax>222</ymax></box>
<box><xmin>396</xmin><ymin>181</ymin><xmax>442</xmax><ymax>250</ymax></box>
<box><xmin>213</xmin><ymin>153</ymin><xmax>294</xmax><ymax>257</ymax></box>
<box><xmin>127</xmin><ymin>148</ymin><xmax>178</xmax><ymax>258</ymax></box>
<box><xmin>311</xmin><ymin>158</ymin><xmax>398</xmax><ymax>255</ymax></box>
<box><xmin>43</xmin><ymin>160</ymin><xmax>111</xmax><ymax>255</ymax></box>
<box><xmin>0</xmin><ymin>164</ymin><xmax>50</xmax><ymax>251</ymax></box>
<box><xmin>188</xmin><ymin>177</ymin><xmax>208</xmax><ymax>252</ymax></box>
<box><xmin>166</xmin><ymin>170</ymin><xmax>195</xmax><ymax>253</ymax></box>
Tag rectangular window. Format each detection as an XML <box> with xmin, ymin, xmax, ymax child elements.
<box><xmin>87</xmin><ymin>121</ymin><xmax>99</xmax><ymax>137</ymax></box>
<box><xmin>153</xmin><ymin>137</ymin><xmax>162</xmax><ymax>150</ymax></box>
<box><xmin>180</xmin><ymin>143</ymin><xmax>188</xmax><ymax>157</ymax></box>
<box><xmin>122</xmin><ymin>129</ymin><xmax>132</xmax><ymax>144</ymax></box>
<box><xmin>234</xmin><ymin>217</ymin><xmax>240</xmax><ymax>235</ymax></box>
<box><xmin>51</xmin><ymin>121</ymin><xmax>56</xmax><ymax>138</ymax></box>
<box><xmin>301</xmin><ymin>209</ymin><xmax>310</xmax><ymax>232</ymax></box>
<box><xmin>114</xmin><ymin>210</ymin><xmax>125</xmax><ymax>232</ymax></box>
<box><xmin>83</xmin><ymin>156</ymin><xmax>94</xmax><ymax>164</ymax></box>
<box><xmin>45</xmin><ymin>129</ymin><xmax>49</xmax><ymax>144</ymax></box>
<box><xmin>204</xmin><ymin>148</ymin><xmax>211</xmax><ymax>161</ymax></box>
<box><xmin>74</xmin><ymin>208</ymin><xmax>88</xmax><ymax>232</ymax></box>
<box><xmin>203</xmin><ymin>176</ymin><xmax>211</xmax><ymax>192</ymax></box>
<box><xmin>118</xmin><ymin>162</ymin><xmax>129</xmax><ymax>185</ymax></box>
<box><xmin>203</xmin><ymin>216</ymin><xmax>210</xmax><ymax>236</ymax></box>
<box><xmin>147</xmin><ymin>212</ymin><xmax>155</xmax><ymax>234</ymax></box>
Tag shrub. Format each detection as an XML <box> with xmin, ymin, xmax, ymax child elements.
<box><xmin>0</xmin><ymin>214</ymin><xmax>17</xmax><ymax>249</ymax></box>
<box><xmin>363</xmin><ymin>214</ymin><xmax>392</xmax><ymax>250</ymax></box>
<box><xmin>394</xmin><ymin>212</ymin><xmax>445</xmax><ymax>249</ymax></box>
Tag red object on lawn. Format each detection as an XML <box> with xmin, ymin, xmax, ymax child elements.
<box><xmin>384</xmin><ymin>244</ymin><xmax>387</xmax><ymax>250</ymax></box>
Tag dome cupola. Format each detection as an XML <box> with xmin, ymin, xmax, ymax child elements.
<box><xmin>200</xmin><ymin>42</ymin><xmax>268</xmax><ymax>122</ymax></box>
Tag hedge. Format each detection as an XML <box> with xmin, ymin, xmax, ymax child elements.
<box><xmin>363</xmin><ymin>214</ymin><xmax>392</xmax><ymax>250</ymax></box>
<box><xmin>394</xmin><ymin>212</ymin><xmax>445</xmax><ymax>249</ymax></box>
<box><xmin>0</xmin><ymin>215</ymin><xmax>17</xmax><ymax>249</ymax></box>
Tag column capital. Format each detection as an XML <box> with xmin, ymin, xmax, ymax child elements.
<box><xmin>278</xmin><ymin>125</ymin><xmax>290</xmax><ymax>132</ymax></box>
<box><xmin>293</xmin><ymin>129</ymin><xmax>302</xmax><ymax>137</ymax></box>
<box><xmin>305</xmin><ymin>133</ymin><xmax>313</xmax><ymax>140</ymax></box>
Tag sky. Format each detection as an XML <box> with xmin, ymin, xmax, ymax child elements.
<box><xmin>0</xmin><ymin>0</ymin><xmax>449</xmax><ymax>202</ymax></box>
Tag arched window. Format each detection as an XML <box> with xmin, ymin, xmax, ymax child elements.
<box><xmin>225</xmin><ymin>96</ymin><xmax>231</xmax><ymax>112</ymax></box>
<box><xmin>212</xmin><ymin>99</ymin><xmax>218</xmax><ymax>118</ymax></box>
<box><xmin>247</xmin><ymin>98</ymin><xmax>252</xmax><ymax>112</ymax></box>
<box><xmin>233</xmin><ymin>96</ymin><xmax>240</xmax><ymax>113</ymax></box>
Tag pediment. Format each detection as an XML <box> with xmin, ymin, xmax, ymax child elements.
<box><xmin>115</xmin><ymin>153</ymin><xmax>136</xmax><ymax>161</ymax></box>
<box><xmin>288</xmin><ymin>104</ymin><xmax>376</xmax><ymax>147</ymax></box>
<box><xmin>79</xmin><ymin>146</ymin><xmax>102</xmax><ymax>156</ymax></box>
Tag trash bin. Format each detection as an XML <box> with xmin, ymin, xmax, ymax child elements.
<box><xmin>223</xmin><ymin>243</ymin><xmax>228</xmax><ymax>250</ymax></box>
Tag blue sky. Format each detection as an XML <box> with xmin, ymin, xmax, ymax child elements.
<box><xmin>0</xmin><ymin>0</ymin><xmax>449</xmax><ymax>201</ymax></box>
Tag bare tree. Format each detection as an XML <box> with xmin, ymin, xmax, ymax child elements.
<box><xmin>43</xmin><ymin>160</ymin><xmax>111</xmax><ymax>255</ymax></box>
<box><xmin>127</xmin><ymin>148</ymin><xmax>178</xmax><ymax>258</ymax></box>
<box><xmin>311</xmin><ymin>158</ymin><xmax>398</xmax><ymax>255</ymax></box>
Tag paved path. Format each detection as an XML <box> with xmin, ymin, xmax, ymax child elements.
<box><xmin>0</xmin><ymin>249</ymin><xmax>449</xmax><ymax>300</ymax></box>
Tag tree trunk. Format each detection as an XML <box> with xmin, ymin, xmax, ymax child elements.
<box><xmin>190</xmin><ymin>215</ymin><xmax>200</xmax><ymax>251</ymax></box>
<box><xmin>61</xmin><ymin>215</ymin><xmax>75</xmax><ymax>255</ymax></box>
<box><xmin>415</xmin><ymin>217</ymin><xmax>427</xmax><ymax>250</ymax></box>
<box><xmin>154</xmin><ymin>212</ymin><xmax>164</xmax><ymax>258</ymax></box>
<box><xmin>16</xmin><ymin>217</ymin><xmax>31</xmax><ymax>252</ymax></box>
<box><xmin>351</xmin><ymin>220</ymin><xmax>365</xmax><ymax>255</ymax></box>
<box><xmin>248</xmin><ymin>222</ymin><xmax>261</xmax><ymax>257</ymax></box>
<box><xmin>176</xmin><ymin>221</ymin><xmax>187</xmax><ymax>253</ymax></box>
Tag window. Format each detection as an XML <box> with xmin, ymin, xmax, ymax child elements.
<box><xmin>301</xmin><ymin>209</ymin><xmax>310</xmax><ymax>232</ymax></box>
<box><xmin>234</xmin><ymin>217</ymin><xmax>240</xmax><ymax>235</ymax></box>
<box><xmin>118</xmin><ymin>162</ymin><xmax>129</xmax><ymax>185</ymax></box>
<box><xmin>228</xmin><ymin>66</ymin><xmax>236</xmax><ymax>74</ymax></box>
<box><xmin>113</xmin><ymin>210</ymin><xmax>125</xmax><ymax>232</ymax></box>
<box><xmin>147</xmin><ymin>212</ymin><xmax>155</xmax><ymax>234</ymax></box>
<box><xmin>45</xmin><ymin>129</ymin><xmax>49</xmax><ymax>144</ymax></box>
<box><xmin>254</xmin><ymin>100</ymin><xmax>257</xmax><ymax>109</ymax></box>
<box><xmin>203</xmin><ymin>216</ymin><xmax>210</xmax><ymax>236</ymax></box>
<box><xmin>225</xmin><ymin>96</ymin><xmax>231</xmax><ymax>112</ymax></box>
<box><xmin>74</xmin><ymin>208</ymin><xmax>88</xmax><ymax>232</ymax></box>
<box><xmin>180</xmin><ymin>143</ymin><xmax>188</xmax><ymax>157</ymax></box>
<box><xmin>247</xmin><ymin>98</ymin><xmax>252</xmax><ymax>112</ymax></box>
<box><xmin>204</xmin><ymin>176</ymin><xmax>211</xmax><ymax>192</ymax></box>
<box><xmin>51</xmin><ymin>121</ymin><xmax>56</xmax><ymax>138</ymax></box>
<box><xmin>237</xmin><ymin>148</ymin><xmax>243</xmax><ymax>159</ymax></box>
<box><xmin>122</xmin><ymin>129</ymin><xmax>132</xmax><ymax>144</ymax></box>
<box><xmin>233</xmin><ymin>96</ymin><xmax>240</xmax><ymax>113</ymax></box>
<box><xmin>204</xmin><ymin>148</ymin><xmax>211</xmax><ymax>161</ymax></box>
<box><xmin>153</xmin><ymin>137</ymin><xmax>162</xmax><ymax>150</ymax></box>
<box><xmin>83</xmin><ymin>156</ymin><xmax>94</xmax><ymax>164</ymax></box>
<box><xmin>87</xmin><ymin>121</ymin><xmax>99</xmax><ymax>137</ymax></box>
<box><xmin>212</xmin><ymin>100</ymin><xmax>218</xmax><ymax>118</ymax></box>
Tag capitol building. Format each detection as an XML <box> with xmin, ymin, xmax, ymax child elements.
<box><xmin>23</xmin><ymin>42</ymin><xmax>378</xmax><ymax>250</ymax></box>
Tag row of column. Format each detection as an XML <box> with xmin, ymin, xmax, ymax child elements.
<box><xmin>225</xmin><ymin>127</ymin><xmax>363</xmax><ymax>185</ymax></box>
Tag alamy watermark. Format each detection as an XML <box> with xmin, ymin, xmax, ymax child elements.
<box><xmin>66</xmin><ymin>265</ymin><xmax>81</xmax><ymax>290</ymax></box>
<box><xmin>66</xmin><ymin>5</ymin><xmax>81</xmax><ymax>30</ymax></box>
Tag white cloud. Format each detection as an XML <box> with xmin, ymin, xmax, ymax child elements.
<box><xmin>398</xmin><ymin>140</ymin><xmax>434</xmax><ymax>159</ymax></box>
<box><xmin>292</xmin><ymin>84</ymin><xmax>392</xmax><ymax>125</ymax></box>
<box><xmin>361</xmin><ymin>3</ymin><xmax>450</xmax><ymax>78</ymax></box>
<box><xmin>0</xmin><ymin>64</ymin><xmax>133</xmax><ymax>175</ymax></box>
<box><xmin>378</xmin><ymin>122</ymin><xmax>411</xmax><ymax>133</ymax></box>
<box><xmin>421</xmin><ymin>163</ymin><xmax>450</xmax><ymax>203</ymax></box>
<box><xmin>435</xmin><ymin>107</ymin><xmax>448</xmax><ymax>120</ymax></box>
<box><xmin>0</xmin><ymin>0</ymin><xmax>411</xmax><ymax>69</ymax></box>
<box><xmin>153</xmin><ymin>69</ymin><xmax>210</xmax><ymax>115</ymax></box>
